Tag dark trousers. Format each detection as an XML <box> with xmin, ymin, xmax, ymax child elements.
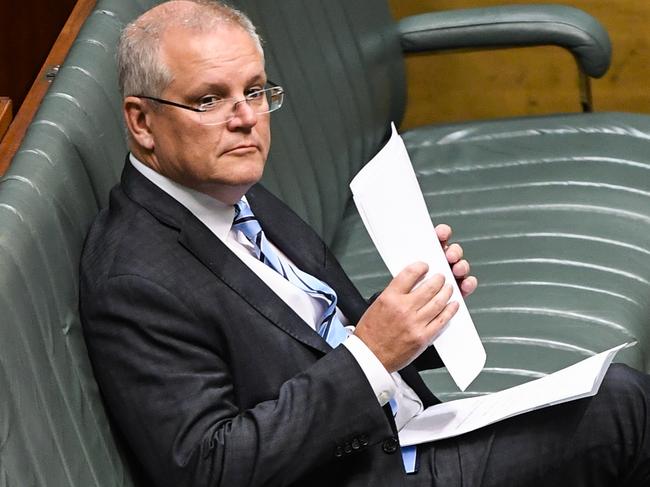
<box><xmin>406</xmin><ymin>364</ymin><xmax>650</xmax><ymax>486</ymax></box>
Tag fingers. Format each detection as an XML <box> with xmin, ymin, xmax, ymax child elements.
<box><xmin>451</xmin><ymin>258</ymin><xmax>469</xmax><ymax>278</ymax></box>
<box><xmin>436</xmin><ymin>226</ymin><xmax>465</xmax><ymax>274</ymax></box>
<box><xmin>416</xmin><ymin>281</ymin><xmax>453</xmax><ymax>319</ymax></box>
<box><xmin>417</xmin><ymin>286</ymin><xmax>459</xmax><ymax>347</ymax></box>
<box><xmin>427</xmin><ymin>300</ymin><xmax>460</xmax><ymax>334</ymax></box>
<box><xmin>387</xmin><ymin>254</ymin><xmax>477</xmax><ymax>304</ymax></box>
<box><xmin>445</xmin><ymin>241</ymin><xmax>478</xmax><ymax>297</ymax></box>
<box><xmin>452</xmin><ymin>258</ymin><xmax>477</xmax><ymax>297</ymax></box>
<box><xmin>435</xmin><ymin>223</ymin><xmax>452</xmax><ymax>246</ymax></box>
<box><xmin>387</xmin><ymin>262</ymin><xmax>429</xmax><ymax>294</ymax></box>
<box><xmin>445</xmin><ymin>243</ymin><xmax>463</xmax><ymax>264</ymax></box>
<box><xmin>410</xmin><ymin>273</ymin><xmax>445</xmax><ymax>308</ymax></box>
<box><xmin>459</xmin><ymin>275</ymin><xmax>478</xmax><ymax>297</ymax></box>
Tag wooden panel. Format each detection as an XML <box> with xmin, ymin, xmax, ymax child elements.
<box><xmin>389</xmin><ymin>0</ymin><xmax>650</xmax><ymax>129</ymax></box>
<box><xmin>0</xmin><ymin>0</ymin><xmax>96</xmax><ymax>176</ymax></box>
<box><xmin>0</xmin><ymin>0</ymin><xmax>76</xmax><ymax>112</ymax></box>
<box><xmin>0</xmin><ymin>98</ymin><xmax>11</xmax><ymax>140</ymax></box>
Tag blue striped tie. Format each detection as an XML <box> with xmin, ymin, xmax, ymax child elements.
<box><xmin>233</xmin><ymin>200</ymin><xmax>349</xmax><ymax>345</ymax></box>
<box><xmin>233</xmin><ymin>200</ymin><xmax>416</xmax><ymax>473</ymax></box>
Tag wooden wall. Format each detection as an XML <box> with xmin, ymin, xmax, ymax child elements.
<box><xmin>389</xmin><ymin>0</ymin><xmax>650</xmax><ymax>129</ymax></box>
<box><xmin>0</xmin><ymin>0</ymin><xmax>76</xmax><ymax>115</ymax></box>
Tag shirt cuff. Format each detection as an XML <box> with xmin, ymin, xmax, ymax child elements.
<box><xmin>342</xmin><ymin>334</ymin><xmax>397</xmax><ymax>406</ymax></box>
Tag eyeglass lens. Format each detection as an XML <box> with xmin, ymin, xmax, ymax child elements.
<box><xmin>199</xmin><ymin>87</ymin><xmax>284</xmax><ymax>125</ymax></box>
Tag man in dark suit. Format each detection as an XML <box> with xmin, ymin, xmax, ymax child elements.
<box><xmin>80</xmin><ymin>1</ymin><xmax>650</xmax><ymax>486</ymax></box>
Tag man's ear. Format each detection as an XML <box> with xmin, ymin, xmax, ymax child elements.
<box><xmin>124</xmin><ymin>96</ymin><xmax>155</xmax><ymax>151</ymax></box>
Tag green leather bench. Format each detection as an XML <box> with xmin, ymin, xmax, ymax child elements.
<box><xmin>2</xmin><ymin>0</ymin><xmax>650</xmax><ymax>484</ymax></box>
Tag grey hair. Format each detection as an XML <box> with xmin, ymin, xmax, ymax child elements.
<box><xmin>117</xmin><ymin>0</ymin><xmax>263</xmax><ymax>98</ymax></box>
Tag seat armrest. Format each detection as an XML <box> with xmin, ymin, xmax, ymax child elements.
<box><xmin>397</xmin><ymin>4</ymin><xmax>611</xmax><ymax>78</ymax></box>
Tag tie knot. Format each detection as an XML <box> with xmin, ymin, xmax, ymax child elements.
<box><xmin>233</xmin><ymin>199</ymin><xmax>263</xmax><ymax>245</ymax></box>
<box><xmin>234</xmin><ymin>199</ymin><xmax>253</xmax><ymax>221</ymax></box>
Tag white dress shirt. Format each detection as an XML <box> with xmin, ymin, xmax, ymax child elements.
<box><xmin>130</xmin><ymin>154</ymin><xmax>423</xmax><ymax>429</ymax></box>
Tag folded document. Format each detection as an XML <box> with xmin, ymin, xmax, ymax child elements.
<box><xmin>399</xmin><ymin>343</ymin><xmax>628</xmax><ymax>445</ymax></box>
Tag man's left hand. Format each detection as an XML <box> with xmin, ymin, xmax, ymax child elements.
<box><xmin>435</xmin><ymin>224</ymin><xmax>478</xmax><ymax>297</ymax></box>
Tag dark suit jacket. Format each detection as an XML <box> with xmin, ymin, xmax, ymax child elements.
<box><xmin>80</xmin><ymin>160</ymin><xmax>443</xmax><ymax>487</ymax></box>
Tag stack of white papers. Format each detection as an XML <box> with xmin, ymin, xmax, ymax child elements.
<box><xmin>350</xmin><ymin>123</ymin><xmax>486</xmax><ymax>391</ymax></box>
<box><xmin>399</xmin><ymin>343</ymin><xmax>628</xmax><ymax>445</ymax></box>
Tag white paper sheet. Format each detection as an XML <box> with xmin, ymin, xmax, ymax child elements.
<box><xmin>350</xmin><ymin>123</ymin><xmax>486</xmax><ymax>391</ymax></box>
<box><xmin>398</xmin><ymin>343</ymin><xmax>629</xmax><ymax>446</ymax></box>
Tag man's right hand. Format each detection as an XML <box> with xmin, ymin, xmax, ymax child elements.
<box><xmin>353</xmin><ymin>262</ymin><xmax>459</xmax><ymax>373</ymax></box>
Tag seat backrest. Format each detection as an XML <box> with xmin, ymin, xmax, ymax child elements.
<box><xmin>0</xmin><ymin>1</ymin><xmax>153</xmax><ymax>485</ymax></box>
<box><xmin>0</xmin><ymin>146</ymin><xmax>134</xmax><ymax>487</ymax></box>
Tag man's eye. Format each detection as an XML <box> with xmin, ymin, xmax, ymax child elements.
<box><xmin>198</xmin><ymin>96</ymin><xmax>222</xmax><ymax>108</ymax></box>
<box><xmin>246</xmin><ymin>87</ymin><xmax>265</xmax><ymax>98</ymax></box>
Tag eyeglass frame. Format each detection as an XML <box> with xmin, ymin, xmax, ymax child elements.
<box><xmin>133</xmin><ymin>81</ymin><xmax>285</xmax><ymax>125</ymax></box>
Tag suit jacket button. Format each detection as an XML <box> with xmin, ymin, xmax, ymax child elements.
<box><xmin>382</xmin><ymin>437</ymin><xmax>399</xmax><ymax>454</ymax></box>
<box><xmin>334</xmin><ymin>446</ymin><xmax>343</xmax><ymax>458</ymax></box>
<box><xmin>343</xmin><ymin>442</ymin><xmax>352</xmax><ymax>454</ymax></box>
<box><xmin>351</xmin><ymin>438</ymin><xmax>360</xmax><ymax>450</ymax></box>
<box><xmin>359</xmin><ymin>435</ymin><xmax>369</xmax><ymax>446</ymax></box>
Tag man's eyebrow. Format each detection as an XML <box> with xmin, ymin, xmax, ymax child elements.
<box><xmin>248</xmin><ymin>73</ymin><xmax>267</xmax><ymax>85</ymax></box>
<box><xmin>188</xmin><ymin>81</ymin><xmax>228</xmax><ymax>95</ymax></box>
<box><xmin>190</xmin><ymin>74</ymin><xmax>268</xmax><ymax>96</ymax></box>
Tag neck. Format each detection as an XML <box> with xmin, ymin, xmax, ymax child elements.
<box><xmin>193</xmin><ymin>182</ymin><xmax>251</xmax><ymax>205</ymax></box>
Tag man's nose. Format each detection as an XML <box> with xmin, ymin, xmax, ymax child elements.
<box><xmin>228</xmin><ymin>98</ymin><xmax>258</xmax><ymax>127</ymax></box>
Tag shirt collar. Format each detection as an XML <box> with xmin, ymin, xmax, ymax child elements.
<box><xmin>129</xmin><ymin>153</ymin><xmax>235</xmax><ymax>241</ymax></box>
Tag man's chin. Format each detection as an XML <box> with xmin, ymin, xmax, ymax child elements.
<box><xmin>222</xmin><ymin>158</ymin><xmax>266</xmax><ymax>185</ymax></box>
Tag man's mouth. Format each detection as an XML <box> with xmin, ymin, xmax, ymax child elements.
<box><xmin>225</xmin><ymin>144</ymin><xmax>259</xmax><ymax>155</ymax></box>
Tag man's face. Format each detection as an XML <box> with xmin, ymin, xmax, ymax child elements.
<box><xmin>143</xmin><ymin>25</ymin><xmax>270</xmax><ymax>203</ymax></box>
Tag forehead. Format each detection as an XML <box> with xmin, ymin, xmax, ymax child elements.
<box><xmin>159</xmin><ymin>25</ymin><xmax>265</xmax><ymax>93</ymax></box>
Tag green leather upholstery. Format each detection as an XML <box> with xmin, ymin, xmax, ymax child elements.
<box><xmin>0</xmin><ymin>3</ymin><xmax>141</xmax><ymax>485</ymax></box>
<box><xmin>398</xmin><ymin>5</ymin><xmax>611</xmax><ymax>78</ymax></box>
<box><xmin>2</xmin><ymin>0</ymin><xmax>650</xmax><ymax>484</ymax></box>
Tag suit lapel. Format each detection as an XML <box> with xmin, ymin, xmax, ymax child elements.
<box><xmin>247</xmin><ymin>186</ymin><xmax>326</xmax><ymax>274</ymax></box>
<box><xmin>121</xmin><ymin>160</ymin><xmax>331</xmax><ymax>355</ymax></box>
<box><xmin>178</xmin><ymin>220</ymin><xmax>332</xmax><ymax>355</ymax></box>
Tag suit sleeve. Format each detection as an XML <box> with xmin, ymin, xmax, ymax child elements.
<box><xmin>81</xmin><ymin>274</ymin><xmax>395</xmax><ymax>487</ymax></box>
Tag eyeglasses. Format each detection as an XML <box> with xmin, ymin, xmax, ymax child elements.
<box><xmin>135</xmin><ymin>82</ymin><xmax>285</xmax><ymax>125</ymax></box>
